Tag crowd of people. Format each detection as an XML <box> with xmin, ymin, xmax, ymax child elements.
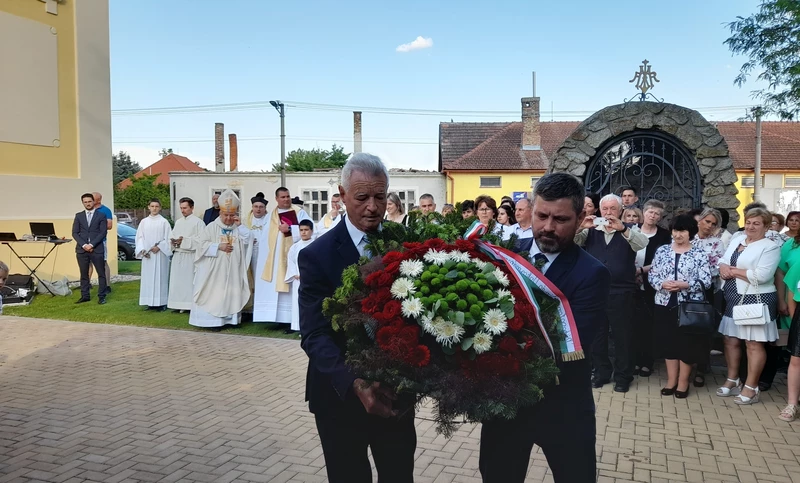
<box><xmin>446</xmin><ymin>185</ymin><xmax>800</xmax><ymax>424</ymax></box>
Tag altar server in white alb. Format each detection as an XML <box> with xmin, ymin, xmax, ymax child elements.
<box><xmin>284</xmin><ymin>219</ymin><xmax>315</xmax><ymax>332</ymax></box>
<box><xmin>253</xmin><ymin>187</ymin><xmax>311</xmax><ymax>326</ymax></box>
<box><xmin>243</xmin><ymin>192</ymin><xmax>269</xmax><ymax>316</ymax></box>
<box><xmin>189</xmin><ymin>190</ymin><xmax>253</xmax><ymax>329</ymax></box>
<box><xmin>136</xmin><ymin>198</ymin><xmax>172</xmax><ymax>310</ymax></box>
<box><xmin>167</xmin><ymin>197</ymin><xmax>205</xmax><ymax>312</ymax></box>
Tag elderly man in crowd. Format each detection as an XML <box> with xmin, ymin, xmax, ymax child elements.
<box><xmin>576</xmin><ymin>193</ymin><xmax>649</xmax><ymax>393</ymax></box>
<box><xmin>299</xmin><ymin>153</ymin><xmax>416</xmax><ymax>482</ymax></box>
<box><xmin>419</xmin><ymin>193</ymin><xmax>437</xmax><ymax>215</ymax></box>
<box><xmin>507</xmin><ymin>198</ymin><xmax>534</xmax><ymax>252</ymax></box>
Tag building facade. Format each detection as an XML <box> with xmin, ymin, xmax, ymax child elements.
<box><xmin>0</xmin><ymin>0</ymin><xmax>114</xmax><ymax>280</ymax></box>
<box><xmin>169</xmin><ymin>171</ymin><xmax>446</xmax><ymax>222</ymax></box>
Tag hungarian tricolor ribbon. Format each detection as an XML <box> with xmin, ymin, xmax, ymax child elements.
<box><xmin>464</xmin><ymin>220</ymin><xmax>584</xmax><ymax>362</ymax></box>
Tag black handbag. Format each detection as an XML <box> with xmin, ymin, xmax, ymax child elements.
<box><xmin>674</xmin><ymin>259</ymin><xmax>715</xmax><ymax>334</ymax></box>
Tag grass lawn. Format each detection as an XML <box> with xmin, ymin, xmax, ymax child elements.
<box><xmin>118</xmin><ymin>260</ymin><xmax>141</xmax><ymax>275</ymax></box>
<box><xmin>4</xmin><ymin>277</ymin><xmax>301</xmax><ymax>340</ymax></box>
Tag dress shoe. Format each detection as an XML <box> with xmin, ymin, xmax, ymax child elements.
<box><xmin>675</xmin><ymin>387</ymin><xmax>690</xmax><ymax>399</ymax></box>
<box><xmin>591</xmin><ymin>377</ymin><xmax>610</xmax><ymax>389</ymax></box>
<box><xmin>613</xmin><ymin>382</ymin><xmax>630</xmax><ymax>393</ymax></box>
<box><xmin>661</xmin><ymin>385</ymin><xmax>678</xmax><ymax>396</ymax></box>
<box><xmin>75</xmin><ymin>298</ymin><xmax>90</xmax><ymax>304</ymax></box>
<box><xmin>638</xmin><ymin>367</ymin><xmax>652</xmax><ymax>377</ymax></box>
<box><xmin>98</xmin><ymin>297</ymin><xmax>106</xmax><ymax>305</ymax></box>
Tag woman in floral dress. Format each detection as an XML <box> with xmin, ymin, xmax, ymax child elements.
<box><xmin>648</xmin><ymin>214</ymin><xmax>712</xmax><ymax>398</ymax></box>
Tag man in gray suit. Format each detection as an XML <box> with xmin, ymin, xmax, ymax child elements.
<box><xmin>72</xmin><ymin>193</ymin><xmax>109</xmax><ymax>304</ymax></box>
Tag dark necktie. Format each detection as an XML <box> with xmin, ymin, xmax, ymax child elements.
<box><xmin>533</xmin><ymin>253</ymin><xmax>548</xmax><ymax>272</ymax></box>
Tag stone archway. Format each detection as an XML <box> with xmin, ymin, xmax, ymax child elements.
<box><xmin>550</xmin><ymin>102</ymin><xmax>740</xmax><ymax>225</ymax></box>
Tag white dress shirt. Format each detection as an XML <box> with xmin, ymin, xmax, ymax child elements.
<box><xmin>528</xmin><ymin>241</ymin><xmax>560</xmax><ymax>274</ymax></box>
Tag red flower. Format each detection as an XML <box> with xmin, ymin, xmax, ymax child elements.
<box><xmin>365</xmin><ymin>270</ymin><xmax>384</xmax><ymax>288</ymax></box>
<box><xmin>407</xmin><ymin>345</ymin><xmax>431</xmax><ymax>367</ymax></box>
<box><xmin>507</xmin><ymin>315</ymin><xmax>524</xmax><ymax>332</ymax></box>
<box><xmin>383</xmin><ymin>251</ymin><xmax>404</xmax><ymax>265</ymax></box>
<box><xmin>398</xmin><ymin>325</ymin><xmax>420</xmax><ymax>344</ymax></box>
<box><xmin>454</xmin><ymin>239</ymin><xmax>477</xmax><ymax>254</ymax></box>
<box><xmin>376</xmin><ymin>326</ymin><xmax>399</xmax><ymax>349</ymax></box>
<box><xmin>384</xmin><ymin>261</ymin><xmax>401</xmax><ymax>276</ymax></box>
<box><xmin>375</xmin><ymin>287</ymin><xmax>392</xmax><ymax>305</ymax></box>
<box><xmin>497</xmin><ymin>336</ymin><xmax>519</xmax><ymax>354</ymax></box>
<box><xmin>361</xmin><ymin>293</ymin><xmax>380</xmax><ymax>314</ymax></box>
<box><xmin>381</xmin><ymin>300</ymin><xmax>402</xmax><ymax>322</ymax></box>
<box><xmin>423</xmin><ymin>238</ymin><xmax>447</xmax><ymax>251</ymax></box>
<box><xmin>377</xmin><ymin>272</ymin><xmax>393</xmax><ymax>287</ymax></box>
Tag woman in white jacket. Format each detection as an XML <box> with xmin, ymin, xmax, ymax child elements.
<box><xmin>716</xmin><ymin>207</ymin><xmax>782</xmax><ymax>405</ymax></box>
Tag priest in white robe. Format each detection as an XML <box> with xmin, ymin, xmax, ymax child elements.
<box><xmin>189</xmin><ymin>190</ymin><xmax>253</xmax><ymax>329</ymax></box>
<box><xmin>243</xmin><ymin>192</ymin><xmax>268</xmax><ymax>315</ymax></box>
<box><xmin>167</xmin><ymin>197</ymin><xmax>205</xmax><ymax>311</ymax></box>
<box><xmin>315</xmin><ymin>193</ymin><xmax>343</xmax><ymax>237</ymax></box>
<box><xmin>135</xmin><ymin>198</ymin><xmax>172</xmax><ymax>310</ymax></box>
<box><xmin>253</xmin><ymin>188</ymin><xmax>311</xmax><ymax>326</ymax></box>
<box><xmin>284</xmin><ymin>219</ymin><xmax>315</xmax><ymax>331</ymax></box>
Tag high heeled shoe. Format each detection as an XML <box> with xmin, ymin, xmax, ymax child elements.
<box><xmin>716</xmin><ymin>378</ymin><xmax>741</xmax><ymax>397</ymax></box>
<box><xmin>661</xmin><ymin>385</ymin><xmax>678</xmax><ymax>396</ymax></box>
<box><xmin>734</xmin><ymin>384</ymin><xmax>760</xmax><ymax>405</ymax></box>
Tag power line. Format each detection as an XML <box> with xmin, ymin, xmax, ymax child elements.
<box><xmin>112</xmin><ymin>136</ymin><xmax>439</xmax><ymax>145</ymax></box>
<box><xmin>111</xmin><ymin>99</ymin><xmax>758</xmax><ymax>118</ymax></box>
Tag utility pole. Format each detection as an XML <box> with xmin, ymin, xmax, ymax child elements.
<box><xmin>754</xmin><ymin>109</ymin><xmax>762</xmax><ymax>202</ymax></box>
<box><xmin>270</xmin><ymin>100</ymin><xmax>286</xmax><ymax>186</ymax></box>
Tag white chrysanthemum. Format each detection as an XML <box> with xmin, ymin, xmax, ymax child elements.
<box><xmin>472</xmin><ymin>332</ymin><xmax>493</xmax><ymax>354</ymax></box>
<box><xmin>472</xmin><ymin>258</ymin><xmax>489</xmax><ymax>270</ymax></box>
<box><xmin>435</xmin><ymin>321</ymin><xmax>465</xmax><ymax>347</ymax></box>
<box><xmin>493</xmin><ymin>268</ymin><xmax>510</xmax><ymax>287</ymax></box>
<box><xmin>420</xmin><ymin>313</ymin><xmax>435</xmax><ymax>334</ymax></box>
<box><xmin>482</xmin><ymin>308</ymin><xmax>508</xmax><ymax>335</ymax></box>
<box><xmin>399</xmin><ymin>259</ymin><xmax>425</xmax><ymax>278</ymax></box>
<box><xmin>496</xmin><ymin>288</ymin><xmax>515</xmax><ymax>304</ymax></box>
<box><xmin>423</xmin><ymin>249</ymin><xmax>449</xmax><ymax>266</ymax></box>
<box><xmin>401</xmin><ymin>297</ymin><xmax>424</xmax><ymax>318</ymax></box>
<box><xmin>390</xmin><ymin>278</ymin><xmax>416</xmax><ymax>299</ymax></box>
<box><xmin>448</xmin><ymin>250</ymin><xmax>472</xmax><ymax>263</ymax></box>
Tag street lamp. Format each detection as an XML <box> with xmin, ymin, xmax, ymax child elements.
<box><xmin>270</xmin><ymin>100</ymin><xmax>286</xmax><ymax>186</ymax></box>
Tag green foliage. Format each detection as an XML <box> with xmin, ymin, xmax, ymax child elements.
<box><xmin>725</xmin><ymin>0</ymin><xmax>800</xmax><ymax>119</ymax></box>
<box><xmin>272</xmin><ymin>144</ymin><xmax>350</xmax><ymax>172</ymax></box>
<box><xmin>158</xmin><ymin>148</ymin><xmax>174</xmax><ymax>158</ymax></box>
<box><xmin>114</xmin><ymin>174</ymin><xmax>171</xmax><ymax>210</ymax></box>
<box><xmin>112</xmin><ymin>150</ymin><xmax>141</xmax><ymax>185</ymax></box>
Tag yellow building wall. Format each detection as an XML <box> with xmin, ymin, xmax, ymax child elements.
<box><xmin>735</xmin><ymin>170</ymin><xmax>752</xmax><ymax>221</ymax></box>
<box><xmin>447</xmin><ymin>172</ymin><xmax>544</xmax><ymax>204</ymax></box>
<box><xmin>0</xmin><ymin>0</ymin><xmax>115</xmax><ymax>281</ymax></box>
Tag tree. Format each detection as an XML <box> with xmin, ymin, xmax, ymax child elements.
<box><xmin>272</xmin><ymin>144</ymin><xmax>350</xmax><ymax>172</ymax></box>
<box><xmin>725</xmin><ymin>0</ymin><xmax>800</xmax><ymax>119</ymax></box>
<box><xmin>114</xmin><ymin>174</ymin><xmax>170</xmax><ymax>211</ymax></box>
<box><xmin>112</xmin><ymin>150</ymin><xmax>142</xmax><ymax>185</ymax></box>
<box><xmin>158</xmin><ymin>148</ymin><xmax>174</xmax><ymax>158</ymax></box>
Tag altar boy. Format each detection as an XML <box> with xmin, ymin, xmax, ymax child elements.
<box><xmin>284</xmin><ymin>220</ymin><xmax>314</xmax><ymax>333</ymax></box>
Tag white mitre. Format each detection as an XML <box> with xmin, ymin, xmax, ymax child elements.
<box><xmin>218</xmin><ymin>189</ymin><xmax>241</xmax><ymax>214</ymax></box>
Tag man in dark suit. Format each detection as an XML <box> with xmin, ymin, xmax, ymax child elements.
<box><xmin>298</xmin><ymin>153</ymin><xmax>416</xmax><ymax>483</ymax></box>
<box><xmin>480</xmin><ymin>173</ymin><xmax>611</xmax><ymax>483</ymax></box>
<box><xmin>72</xmin><ymin>193</ymin><xmax>109</xmax><ymax>304</ymax></box>
<box><xmin>203</xmin><ymin>192</ymin><xmax>220</xmax><ymax>225</ymax></box>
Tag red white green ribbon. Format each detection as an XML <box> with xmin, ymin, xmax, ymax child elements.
<box><xmin>465</xmin><ymin>221</ymin><xmax>584</xmax><ymax>362</ymax></box>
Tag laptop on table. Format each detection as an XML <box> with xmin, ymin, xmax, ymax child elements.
<box><xmin>0</xmin><ymin>232</ymin><xmax>19</xmax><ymax>242</ymax></box>
<box><xmin>29</xmin><ymin>222</ymin><xmax>58</xmax><ymax>241</ymax></box>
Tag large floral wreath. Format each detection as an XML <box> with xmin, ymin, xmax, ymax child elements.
<box><xmin>323</xmin><ymin>211</ymin><xmax>582</xmax><ymax>436</ymax></box>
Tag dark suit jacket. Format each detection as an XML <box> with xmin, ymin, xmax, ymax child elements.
<box><xmin>543</xmin><ymin>242</ymin><xmax>610</xmax><ymax>349</ymax></box>
<box><xmin>203</xmin><ymin>207</ymin><xmax>220</xmax><ymax>225</ymax></box>
<box><xmin>298</xmin><ymin>219</ymin><xmax>360</xmax><ymax>414</ymax></box>
<box><xmin>72</xmin><ymin>211</ymin><xmax>108</xmax><ymax>255</ymax></box>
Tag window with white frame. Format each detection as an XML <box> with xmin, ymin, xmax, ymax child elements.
<box><xmin>740</xmin><ymin>175</ymin><xmax>764</xmax><ymax>188</ymax></box>
<box><xmin>530</xmin><ymin>176</ymin><xmax>542</xmax><ymax>188</ymax></box>
<box><xmin>301</xmin><ymin>188</ymin><xmax>330</xmax><ymax>222</ymax></box>
<box><xmin>785</xmin><ymin>176</ymin><xmax>800</xmax><ymax>188</ymax></box>
<box><xmin>480</xmin><ymin>176</ymin><xmax>502</xmax><ymax>188</ymax></box>
<box><xmin>391</xmin><ymin>189</ymin><xmax>416</xmax><ymax>213</ymax></box>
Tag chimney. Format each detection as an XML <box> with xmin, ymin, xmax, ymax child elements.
<box><xmin>214</xmin><ymin>123</ymin><xmax>225</xmax><ymax>172</ymax></box>
<box><xmin>353</xmin><ymin>111</ymin><xmax>363</xmax><ymax>153</ymax></box>
<box><xmin>521</xmin><ymin>97</ymin><xmax>541</xmax><ymax>150</ymax></box>
<box><xmin>229</xmin><ymin>133</ymin><xmax>238</xmax><ymax>172</ymax></box>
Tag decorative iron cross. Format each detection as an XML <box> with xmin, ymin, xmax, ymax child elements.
<box><xmin>629</xmin><ymin>60</ymin><xmax>659</xmax><ymax>95</ymax></box>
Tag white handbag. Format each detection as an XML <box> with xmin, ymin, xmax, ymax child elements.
<box><xmin>732</xmin><ymin>278</ymin><xmax>770</xmax><ymax>326</ymax></box>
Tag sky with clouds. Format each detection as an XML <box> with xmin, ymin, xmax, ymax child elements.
<box><xmin>110</xmin><ymin>0</ymin><xmax>768</xmax><ymax>172</ymax></box>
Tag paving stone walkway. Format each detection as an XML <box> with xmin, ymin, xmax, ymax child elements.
<box><xmin>1</xmin><ymin>317</ymin><xmax>799</xmax><ymax>482</ymax></box>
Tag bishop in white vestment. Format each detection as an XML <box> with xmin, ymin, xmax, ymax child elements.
<box><xmin>135</xmin><ymin>200</ymin><xmax>172</xmax><ymax>309</ymax></box>
<box><xmin>284</xmin><ymin>220</ymin><xmax>315</xmax><ymax>331</ymax></box>
<box><xmin>167</xmin><ymin>199</ymin><xmax>205</xmax><ymax>311</ymax></box>
<box><xmin>189</xmin><ymin>190</ymin><xmax>253</xmax><ymax>328</ymax></box>
<box><xmin>253</xmin><ymin>189</ymin><xmax>311</xmax><ymax>324</ymax></box>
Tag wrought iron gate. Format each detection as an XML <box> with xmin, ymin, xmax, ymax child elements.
<box><xmin>584</xmin><ymin>132</ymin><xmax>702</xmax><ymax>216</ymax></box>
